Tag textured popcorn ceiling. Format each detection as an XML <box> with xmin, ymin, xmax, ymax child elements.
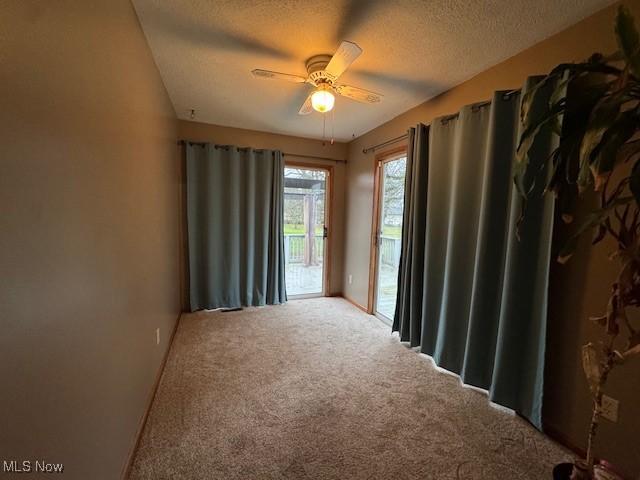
<box><xmin>133</xmin><ymin>0</ymin><xmax>614</xmax><ymax>141</ymax></box>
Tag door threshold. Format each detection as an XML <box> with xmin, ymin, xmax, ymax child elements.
<box><xmin>288</xmin><ymin>293</ymin><xmax>325</xmax><ymax>300</ymax></box>
<box><xmin>374</xmin><ymin>312</ymin><xmax>393</xmax><ymax>326</ymax></box>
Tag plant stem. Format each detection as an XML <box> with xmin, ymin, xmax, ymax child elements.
<box><xmin>586</xmin><ymin>390</ymin><xmax>601</xmax><ymax>469</ymax></box>
<box><xmin>585</xmin><ymin>349</ymin><xmax>615</xmax><ymax>472</ymax></box>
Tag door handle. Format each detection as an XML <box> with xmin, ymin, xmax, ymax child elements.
<box><xmin>323</xmin><ymin>226</ymin><xmax>328</xmax><ymax>238</ymax></box>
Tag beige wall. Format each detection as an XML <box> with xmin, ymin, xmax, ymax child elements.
<box><xmin>3</xmin><ymin>0</ymin><xmax>639</xmax><ymax>477</ymax></box>
<box><xmin>545</xmin><ymin>194</ymin><xmax>640</xmax><ymax>478</ymax></box>
<box><xmin>178</xmin><ymin>120</ymin><xmax>348</xmax><ymax>301</ymax></box>
<box><xmin>0</xmin><ymin>2</ymin><xmax>180</xmax><ymax>479</ymax></box>
<box><xmin>342</xmin><ymin>2</ymin><xmax>640</xmax><ymax>476</ymax></box>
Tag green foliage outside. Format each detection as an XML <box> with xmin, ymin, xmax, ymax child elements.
<box><xmin>284</xmin><ymin>224</ymin><xmax>323</xmax><ymax>235</ymax></box>
<box><xmin>381</xmin><ymin>225</ymin><xmax>402</xmax><ymax>238</ymax></box>
<box><xmin>285</xmin><ymin>224</ymin><xmax>400</xmax><ymax>237</ymax></box>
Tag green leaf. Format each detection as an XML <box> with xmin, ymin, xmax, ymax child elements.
<box><xmin>589</xmin><ymin>108</ymin><xmax>639</xmax><ymax>185</ymax></box>
<box><xmin>520</xmin><ymin>61</ymin><xmax>621</xmax><ymax>126</ymax></box>
<box><xmin>559</xmin><ymin>75</ymin><xmax>613</xmax><ymax>192</ymax></box>
<box><xmin>549</xmin><ymin>76</ymin><xmax>571</xmax><ymax>108</ymax></box>
<box><xmin>615</xmin><ymin>5</ymin><xmax>640</xmax><ymax>78</ymax></box>
<box><xmin>521</xmin><ymin>75</ymin><xmax>558</xmax><ymax>124</ymax></box>
<box><xmin>577</xmin><ymin>150</ymin><xmax>594</xmax><ymax>192</ymax></box>
<box><xmin>545</xmin><ymin>149</ymin><xmax>564</xmax><ymax>194</ymax></box>
<box><xmin>578</xmin><ymin>95</ymin><xmax>623</xmax><ymax>173</ymax></box>
<box><xmin>515</xmin><ymin>100</ymin><xmax>566</xmax><ymax>197</ymax></box>
<box><xmin>550</xmin><ymin>115</ymin><xmax>564</xmax><ymax>136</ymax></box>
<box><xmin>557</xmin><ymin>196</ymin><xmax>633</xmax><ymax>263</ymax></box>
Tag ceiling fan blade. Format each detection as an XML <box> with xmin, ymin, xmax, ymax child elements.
<box><xmin>251</xmin><ymin>69</ymin><xmax>307</xmax><ymax>83</ymax></box>
<box><xmin>298</xmin><ymin>95</ymin><xmax>313</xmax><ymax>115</ymax></box>
<box><xmin>325</xmin><ymin>41</ymin><xmax>362</xmax><ymax>80</ymax></box>
<box><xmin>335</xmin><ymin>84</ymin><xmax>382</xmax><ymax>104</ymax></box>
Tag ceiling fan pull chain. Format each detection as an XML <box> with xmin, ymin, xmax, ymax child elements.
<box><xmin>323</xmin><ymin>113</ymin><xmax>326</xmax><ymax>142</ymax></box>
<box><xmin>329</xmin><ymin>107</ymin><xmax>334</xmax><ymax>145</ymax></box>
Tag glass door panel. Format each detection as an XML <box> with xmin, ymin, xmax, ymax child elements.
<box><xmin>375</xmin><ymin>156</ymin><xmax>406</xmax><ymax>320</ymax></box>
<box><xmin>284</xmin><ymin>167</ymin><xmax>327</xmax><ymax>297</ymax></box>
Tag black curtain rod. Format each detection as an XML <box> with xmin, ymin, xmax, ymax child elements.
<box><xmin>361</xmin><ymin>88</ymin><xmax>521</xmax><ymax>155</ymax></box>
<box><xmin>283</xmin><ymin>152</ymin><xmax>346</xmax><ymax>164</ymax></box>
<box><xmin>177</xmin><ymin>140</ymin><xmax>346</xmax><ymax>164</ymax></box>
<box><xmin>362</xmin><ymin>134</ymin><xmax>409</xmax><ymax>154</ymax></box>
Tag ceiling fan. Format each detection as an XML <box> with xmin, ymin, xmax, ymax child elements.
<box><xmin>251</xmin><ymin>41</ymin><xmax>382</xmax><ymax>115</ymax></box>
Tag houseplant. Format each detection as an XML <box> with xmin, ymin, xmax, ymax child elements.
<box><xmin>515</xmin><ymin>5</ymin><xmax>640</xmax><ymax>480</ymax></box>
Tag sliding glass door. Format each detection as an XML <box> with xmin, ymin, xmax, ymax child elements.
<box><xmin>372</xmin><ymin>153</ymin><xmax>406</xmax><ymax>322</ymax></box>
<box><xmin>283</xmin><ymin>166</ymin><xmax>329</xmax><ymax>297</ymax></box>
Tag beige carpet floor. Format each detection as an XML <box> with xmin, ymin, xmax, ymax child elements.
<box><xmin>129</xmin><ymin>297</ymin><xmax>570</xmax><ymax>480</ymax></box>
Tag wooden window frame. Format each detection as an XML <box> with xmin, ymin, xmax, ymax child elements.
<box><xmin>367</xmin><ymin>146</ymin><xmax>408</xmax><ymax>316</ymax></box>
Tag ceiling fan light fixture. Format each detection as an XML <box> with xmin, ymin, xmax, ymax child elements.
<box><xmin>311</xmin><ymin>87</ymin><xmax>335</xmax><ymax>113</ymax></box>
<box><xmin>253</xmin><ymin>41</ymin><xmax>382</xmax><ymax>117</ymax></box>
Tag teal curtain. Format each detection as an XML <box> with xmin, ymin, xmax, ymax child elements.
<box><xmin>186</xmin><ymin>144</ymin><xmax>286</xmax><ymax>311</ymax></box>
<box><xmin>393</xmin><ymin>77</ymin><xmax>557</xmax><ymax>428</ymax></box>
<box><xmin>394</xmin><ymin>124</ymin><xmax>429</xmax><ymax>346</ymax></box>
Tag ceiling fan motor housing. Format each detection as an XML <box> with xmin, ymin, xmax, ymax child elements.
<box><xmin>306</xmin><ymin>54</ymin><xmax>336</xmax><ymax>85</ymax></box>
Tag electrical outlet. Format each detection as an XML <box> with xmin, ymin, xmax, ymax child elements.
<box><xmin>156</xmin><ymin>328</ymin><xmax>160</xmax><ymax>346</ymax></box>
<box><xmin>601</xmin><ymin>395</ymin><xmax>619</xmax><ymax>422</ymax></box>
<box><xmin>348</xmin><ymin>274</ymin><xmax>353</xmax><ymax>285</ymax></box>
